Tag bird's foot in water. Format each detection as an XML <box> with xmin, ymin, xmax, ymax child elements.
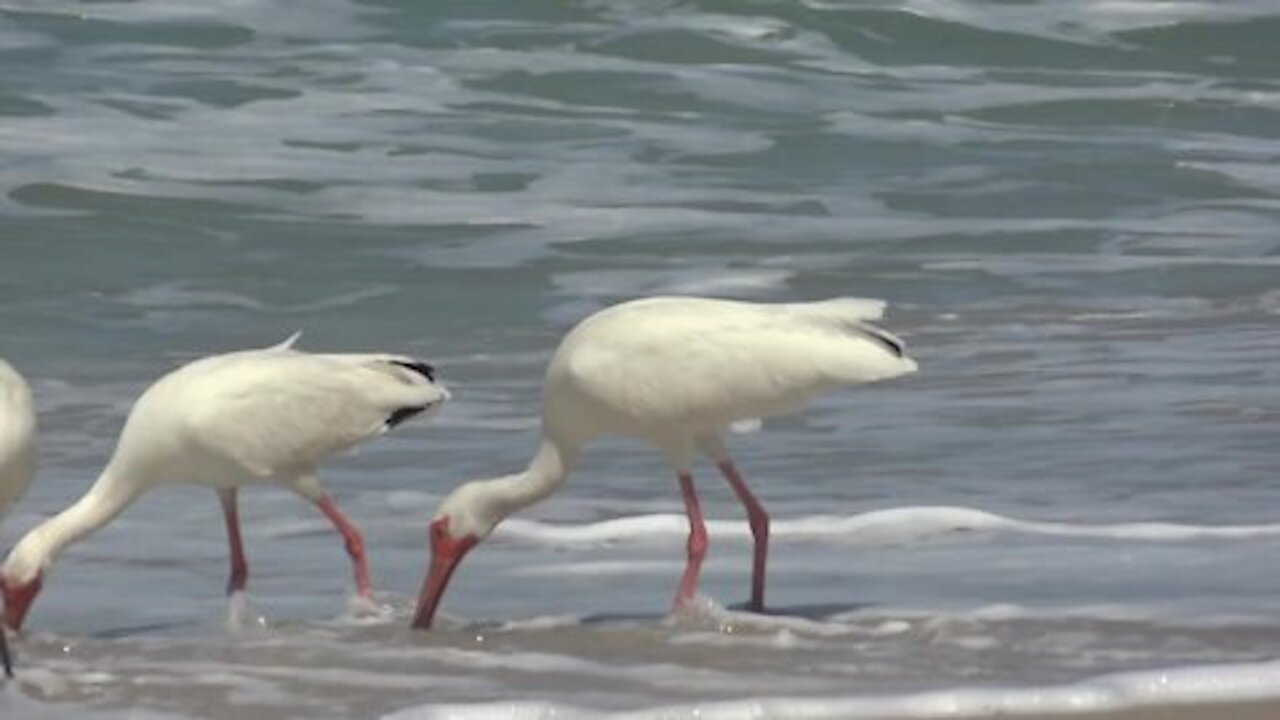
<box><xmin>225</xmin><ymin>590</ymin><xmax>268</xmax><ymax>634</ymax></box>
<box><xmin>346</xmin><ymin>592</ymin><xmax>393</xmax><ymax>620</ymax></box>
<box><xmin>667</xmin><ymin>593</ymin><xmax>721</xmax><ymax>624</ymax></box>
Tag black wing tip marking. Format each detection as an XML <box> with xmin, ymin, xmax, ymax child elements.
<box><xmin>387</xmin><ymin>405</ymin><xmax>427</xmax><ymax>429</ymax></box>
<box><xmin>859</xmin><ymin>325</ymin><xmax>905</xmax><ymax>358</ymax></box>
<box><xmin>385</xmin><ymin>359</ymin><xmax>439</xmax><ymax>428</ymax></box>
<box><xmin>392</xmin><ymin>359</ymin><xmax>436</xmax><ymax>383</ymax></box>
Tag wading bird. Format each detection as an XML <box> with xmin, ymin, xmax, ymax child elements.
<box><xmin>2</xmin><ymin>335</ymin><xmax>448</xmax><ymax>633</ymax></box>
<box><xmin>0</xmin><ymin>359</ymin><xmax>36</xmax><ymax>676</ymax></box>
<box><xmin>412</xmin><ymin>296</ymin><xmax>916</xmax><ymax>628</ymax></box>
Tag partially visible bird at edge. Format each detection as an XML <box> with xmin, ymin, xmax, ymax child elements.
<box><xmin>0</xmin><ymin>359</ymin><xmax>37</xmax><ymax>678</ymax></box>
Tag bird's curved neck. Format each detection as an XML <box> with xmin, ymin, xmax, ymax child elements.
<box><xmin>484</xmin><ymin>434</ymin><xmax>578</xmax><ymax>522</ymax></box>
<box><xmin>4</xmin><ymin>468</ymin><xmax>141</xmax><ymax>581</ymax></box>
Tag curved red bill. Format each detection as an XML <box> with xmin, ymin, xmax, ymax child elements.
<box><xmin>2</xmin><ymin>573</ymin><xmax>43</xmax><ymax>633</ymax></box>
<box><xmin>412</xmin><ymin>518</ymin><xmax>477</xmax><ymax>630</ymax></box>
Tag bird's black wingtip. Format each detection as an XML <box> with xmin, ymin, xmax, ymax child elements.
<box><xmin>386</xmin><ymin>405</ymin><xmax>428</xmax><ymax>429</ymax></box>
<box><xmin>879</xmin><ymin>333</ymin><xmax>906</xmax><ymax>358</ymax></box>
<box><xmin>391</xmin><ymin>359</ymin><xmax>436</xmax><ymax>383</ymax></box>
<box><xmin>858</xmin><ymin>323</ymin><xmax>905</xmax><ymax>358</ymax></box>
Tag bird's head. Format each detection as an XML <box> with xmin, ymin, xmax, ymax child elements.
<box><xmin>410</xmin><ymin>481</ymin><xmax>508</xmax><ymax>630</ymax></box>
<box><xmin>1</xmin><ymin>568</ymin><xmax>43</xmax><ymax>632</ymax></box>
<box><xmin>2</xmin><ymin>535</ymin><xmax>53</xmax><ymax>632</ymax></box>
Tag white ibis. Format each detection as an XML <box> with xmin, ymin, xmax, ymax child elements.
<box><xmin>0</xmin><ymin>359</ymin><xmax>36</xmax><ymax>527</ymax></box>
<box><xmin>1</xmin><ymin>359</ymin><xmax>36</xmax><ymax>676</ymax></box>
<box><xmin>412</xmin><ymin>296</ymin><xmax>916</xmax><ymax>628</ymax></box>
<box><xmin>1</xmin><ymin>334</ymin><xmax>449</xmax><ymax>633</ymax></box>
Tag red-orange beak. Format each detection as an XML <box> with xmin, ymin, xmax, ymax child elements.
<box><xmin>411</xmin><ymin>518</ymin><xmax>477</xmax><ymax>630</ymax></box>
<box><xmin>2</xmin><ymin>572</ymin><xmax>42</xmax><ymax>633</ymax></box>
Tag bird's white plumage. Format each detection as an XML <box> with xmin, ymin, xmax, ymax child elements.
<box><xmin>2</xmin><ymin>337</ymin><xmax>448</xmax><ymax>596</ymax></box>
<box><xmin>440</xmin><ymin>296</ymin><xmax>918</xmax><ymax>539</ymax></box>
<box><xmin>414</xmin><ymin>296</ymin><xmax>917</xmax><ymax>628</ymax></box>
<box><xmin>0</xmin><ymin>360</ymin><xmax>36</xmax><ymax>521</ymax></box>
<box><xmin>0</xmin><ymin>360</ymin><xmax>35</xmax><ymax>676</ymax></box>
<box><xmin>544</xmin><ymin>296</ymin><xmax>917</xmax><ymax>466</ymax></box>
<box><xmin>128</xmin><ymin>347</ymin><xmax>446</xmax><ymax>486</ymax></box>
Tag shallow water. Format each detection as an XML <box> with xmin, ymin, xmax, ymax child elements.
<box><xmin>1</xmin><ymin>0</ymin><xmax>1279</xmax><ymax>717</ymax></box>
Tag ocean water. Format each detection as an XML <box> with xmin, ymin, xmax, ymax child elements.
<box><xmin>2</xmin><ymin>0</ymin><xmax>1280</xmax><ymax>717</ymax></box>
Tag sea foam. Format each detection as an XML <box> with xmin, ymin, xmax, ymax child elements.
<box><xmin>384</xmin><ymin>657</ymin><xmax>1280</xmax><ymax>720</ymax></box>
<box><xmin>494</xmin><ymin>505</ymin><xmax>1280</xmax><ymax>549</ymax></box>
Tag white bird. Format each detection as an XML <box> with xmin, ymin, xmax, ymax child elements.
<box><xmin>1</xmin><ymin>359</ymin><xmax>37</xmax><ymax>676</ymax></box>
<box><xmin>412</xmin><ymin>296</ymin><xmax>917</xmax><ymax>628</ymax></box>
<box><xmin>0</xmin><ymin>359</ymin><xmax>36</xmax><ymax>526</ymax></box>
<box><xmin>1</xmin><ymin>334</ymin><xmax>449</xmax><ymax>633</ymax></box>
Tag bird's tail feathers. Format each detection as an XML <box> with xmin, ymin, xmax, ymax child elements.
<box><xmin>787</xmin><ymin>298</ymin><xmax>916</xmax><ymax>373</ymax></box>
<box><xmin>783</xmin><ymin>297</ymin><xmax>908</xmax><ymax>355</ymax></box>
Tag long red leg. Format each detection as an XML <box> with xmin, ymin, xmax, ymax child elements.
<box><xmin>315</xmin><ymin>493</ymin><xmax>373</xmax><ymax>598</ymax></box>
<box><xmin>674</xmin><ymin>472</ymin><xmax>709</xmax><ymax>610</ymax></box>
<box><xmin>717</xmin><ymin>461</ymin><xmax>770</xmax><ymax>612</ymax></box>
<box><xmin>219</xmin><ymin>488</ymin><xmax>248</xmax><ymax>595</ymax></box>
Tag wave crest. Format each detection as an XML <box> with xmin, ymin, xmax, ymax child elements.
<box><xmin>494</xmin><ymin>506</ymin><xmax>1280</xmax><ymax>548</ymax></box>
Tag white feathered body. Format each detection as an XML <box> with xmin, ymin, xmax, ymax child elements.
<box><xmin>110</xmin><ymin>344</ymin><xmax>449</xmax><ymax>490</ymax></box>
<box><xmin>2</xmin><ymin>338</ymin><xmax>449</xmax><ymax>589</ymax></box>
<box><xmin>414</xmin><ymin>295</ymin><xmax>919</xmax><ymax>628</ymax></box>
<box><xmin>543</xmin><ymin>297</ymin><xmax>918</xmax><ymax>457</ymax></box>
<box><xmin>0</xmin><ymin>360</ymin><xmax>36</xmax><ymax>519</ymax></box>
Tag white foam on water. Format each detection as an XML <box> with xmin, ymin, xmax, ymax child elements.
<box><xmin>834</xmin><ymin>602</ymin><xmax>1158</xmax><ymax>627</ymax></box>
<box><xmin>417</xmin><ymin>645</ymin><xmax>742</xmax><ymax>693</ymax></box>
<box><xmin>384</xmin><ymin>657</ymin><xmax>1280</xmax><ymax>720</ymax></box>
<box><xmin>116</xmin><ymin>282</ymin><xmax>267</xmax><ymax>310</ymax></box>
<box><xmin>1</xmin><ymin>680</ymin><xmax>185</xmax><ymax>720</ymax></box>
<box><xmin>494</xmin><ymin>505</ymin><xmax>1280</xmax><ymax>549</ymax></box>
<box><xmin>508</xmin><ymin>559</ymin><xmax>682</xmax><ymax>578</ymax></box>
<box><xmin>1179</xmin><ymin>160</ymin><xmax>1280</xmax><ymax>193</ymax></box>
<box><xmin>550</xmin><ymin>266</ymin><xmax>795</xmax><ymax>302</ymax></box>
<box><xmin>660</xmin><ymin>270</ymin><xmax>795</xmax><ymax>297</ymax></box>
<box><xmin>660</xmin><ymin>596</ymin><xmax>897</xmax><ymax>643</ymax></box>
<box><xmin>492</xmin><ymin>614</ymin><xmax>588</xmax><ymax>631</ymax></box>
